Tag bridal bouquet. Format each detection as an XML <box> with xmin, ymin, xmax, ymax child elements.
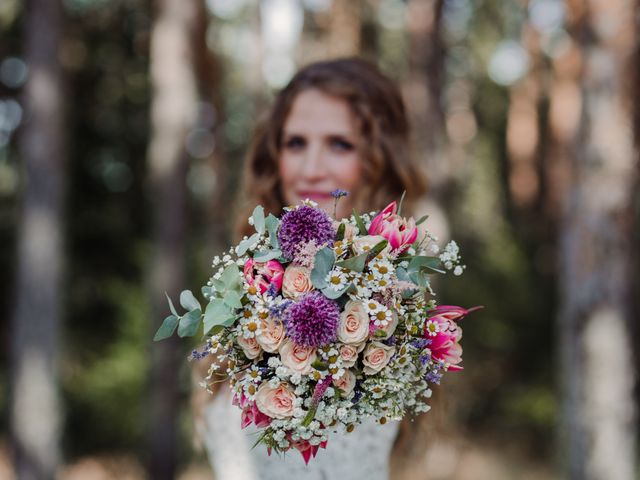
<box><xmin>155</xmin><ymin>192</ymin><xmax>479</xmax><ymax>463</ymax></box>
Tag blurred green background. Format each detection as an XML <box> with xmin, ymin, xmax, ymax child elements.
<box><xmin>1</xmin><ymin>0</ymin><xmax>638</xmax><ymax>479</ymax></box>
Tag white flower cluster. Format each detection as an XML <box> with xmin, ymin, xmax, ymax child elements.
<box><xmin>439</xmin><ymin>240</ymin><xmax>466</xmax><ymax>276</ymax></box>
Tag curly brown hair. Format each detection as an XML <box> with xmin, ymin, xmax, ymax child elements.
<box><xmin>234</xmin><ymin>57</ymin><xmax>427</xmax><ymax>239</ymax></box>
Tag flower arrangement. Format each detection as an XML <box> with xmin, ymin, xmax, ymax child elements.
<box><xmin>155</xmin><ymin>192</ymin><xmax>480</xmax><ymax>464</ymax></box>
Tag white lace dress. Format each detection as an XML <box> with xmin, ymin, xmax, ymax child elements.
<box><xmin>200</xmin><ymin>388</ymin><xmax>399</xmax><ymax>480</ymax></box>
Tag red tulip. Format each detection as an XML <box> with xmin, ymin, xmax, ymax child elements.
<box><xmin>368</xmin><ymin>201</ymin><xmax>418</xmax><ymax>253</ymax></box>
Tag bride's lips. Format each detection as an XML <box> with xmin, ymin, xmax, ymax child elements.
<box><xmin>296</xmin><ymin>191</ymin><xmax>333</xmax><ymax>202</ymax></box>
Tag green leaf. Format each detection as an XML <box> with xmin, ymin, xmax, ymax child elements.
<box><xmin>237</xmin><ymin>232</ymin><xmax>260</xmax><ymax>256</ymax></box>
<box><xmin>223</xmin><ymin>290</ymin><xmax>243</xmax><ymax>309</ymax></box>
<box><xmin>397</xmin><ymin>190</ymin><xmax>407</xmax><ymax>216</ymax></box>
<box><xmin>396</xmin><ymin>266</ymin><xmax>411</xmax><ymax>283</ymax></box>
<box><xmin>252</xmin><ymin>205</ymin><xmax>265</xmax><ymax>234</ymax></box>
<box><xmin>177</xmin><ymin>309</ymin><xmax>201</xmax><ymax>337</ymax></box>
<box><xmin>373</xmin><ymin>329</ymin><xmax>388</xmax><ymax>338</ymax></box>
<box><xmin>311</xmin><ymin>360</ymin><xmax>329</xmax><ymax>371</ymax></box>
<box><xmin>408</xmin><ymin>256</ymin><xmax>441</xmax><ymax>274</ymax></box>
<box><xmin>180</xmin><ymin>290</ymin><xmax>201</xmax><ymax>312</ymax></box>
<box><xmin>415</xmin><ymin>214</ymin><xmax>429</xmax><ymax>226</ymax></box>
<box><xmin>322</xmin><ymin>283</ymin><xmax>352</xmax><ymax>299</ymax></box>
<box><xmin>311</xmin><ymin>247</ymin><xmax>335</xmax><ymax>289</ymax></box>
<box><xmin>367</xmin><ymin>240</ymin><xmax>388</xmax><ymax>260</ymax></box>
<box><xmin>336</xmin><ymin>253</ymin><xmax>367</xmax><ymax>272</ymax></box>
<box><xmin>165</xmin><ymin>292</ymin><xmax>178</xmax><ymax>316</ymax></box>
<box><xmin>204</xmin><ymin>299</ymin><xmax>236</xmax><ymax>334</ymax></box>
<box><xmin>336</xmin><ymin>223</ymin><xmax>346</xmax><ymax>241</ymax></box>
<box><xmin>253</xmin><ymin>249</ymin><xmax>282</xmax><ymax>263</ymax></box>
<box><xmin>336</xmin><ymin>240</ymin><xmax>387</xmax><ymax>272</ymax></box>
<box><xmin>209</xmin><ymin>325</ymin><xmax>225</xmax><ymax>335</ymax></box>
<box><xmin>301</xmin><ymin>406</ymin><xmax>317</xmax><ymax>427</ymax></box>
<box><xmin>352</xmin><ymin>209</ymin><xmax>368</xmax><ymax>235</ymax></box>
<box><xmin>220</xmin><ymin>263</ymin><xmax>242</xmax><ymax>290</ymax></box>
<box><xmin>211</xmin><ymin>279</ymin><xmax>226</xmax><ymax>291</ymax></box>
<box><xmin>265</xmin><ymin>214</ymin><xmax>280</xmax><ymax>249</ymax></box>
<box><xmin>154</xmin><ymin>315</ymin><xmax>179</xmax><ymax>341</ymax></box>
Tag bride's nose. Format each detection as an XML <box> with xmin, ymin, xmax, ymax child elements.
<box><xmin>301</xmin><ymin>143</ymin><xmax>327</xmax><ymax>179</ymax></box>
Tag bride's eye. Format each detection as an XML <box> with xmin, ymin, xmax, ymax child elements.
<box><xmin>329</xmin><ymin>137</ymin><xmax>354</xmax><ymax>152</ymax></box>
<box><xmin>284</xmin><ymin>136</ymin><xmax>306</xmax><ymax>150</ymax></box>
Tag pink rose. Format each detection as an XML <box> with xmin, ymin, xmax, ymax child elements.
<box><xmin>256</xmin><ymin>316</ymin><xmax>285</xmax><ymax>353</ymax></box>
<box><xmin>337</xmin><ymin>300</ymin><xmax>370</xmax><ymax>345</ymax></box>
<box><xmin>333</xmin><ymin>369</ymin><xmax>357</xmax><ymax>395</ymax></box>
<box><xmin>282</xmin><ymin>265</ymin><xmax>314</xmax><ymax>299</ymax></box>
<box><xmin>371</xmin><ymin>311</ymin><xmax>398</xmax><ymax>340</ymax></box>
<box><xmin>368</xmin><ymin>201</ymin><xmax>418</xmax><ymax>253</ymax></box>
<box><xmin>243</xmin><ymin>258</ymin><xmax>285</xmax><ymax>294</ymax></box>
<box><xmin>255</xmin><ymin>382</ymin><xmax>296</xmax><ymax>419</ymax></box>
<box><xmin>279</xmin><ymin>340</ymin><xmax>317</xmax><ymax>375</ymax></box>
<box><xmin>362</xmin><ymin>341</ymin><xmax>396</xmax><ymax>375</ymax></box>
<box><xmin>338</xmin><ymin>343</ymin><xmax>365</xmax><ymax>368</ymax></box>
<box><xmin>237</xmin><ymin>335</ymin><xmax>262</xmax><ymax>359</ymax></box>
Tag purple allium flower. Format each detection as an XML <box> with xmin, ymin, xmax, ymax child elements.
<box><xmin>278</xmin><ymin>205</ymin><xmax>335</xmax><ymax>259</ymax></box>
<box><xmin>284</xmin><ymin>291</ymin><xmax>340</xmax><ymax>347</ymax></box>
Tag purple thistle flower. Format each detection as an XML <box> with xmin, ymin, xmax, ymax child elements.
<box><xmin>269</xmin><ymin>300</ymin><xmax>293</xmax><ymax>320</ymax></box>
<box><xmin>330</xmin><ymin>189</ymin><xmax>349</xmax><ymax>199</ymax></box>
<box><xmin>425</xmin><ymin>370</ymin><xmax>443</xmax><ymax>385</ymax></box>
<box><xmin>284</xmin><ymin>291</ymin><xmax>340</xmax><ymax>347</ymax></box>
<box><xmin>278</xmin><ymin>205</ymin><xmax>335</xmax><ymax>260</ymax></box>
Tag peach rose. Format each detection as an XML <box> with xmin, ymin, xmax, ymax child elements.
<box><xmin>282</xmin><ymin>265</ymin><xmax>314</xmax><ymax>299</ymax></box>
<box><xmin>362</xmin><ymin>341</ymin><xmax>396</xmax><ymax>375</ymax></box>
<box><xmin>255</xmin><ymin>382</ymin><xmax>296</xmax><ymax>419</ymax></box>
<box><xmin>337</xmin><ymin>300</ymin><xmax>370</xmax><ymax>345</ymax></box>
<box><xmin>338</xmin><ymin>342</ymin><xmax>365</xmax><ymax>368</ymax></box>
<box><xmin>333</xmin><ymin>370</ymin><xmax>357</xmax><ymax>395</ymax></box>
<box><xmin>279</xmin><ymin>340</ymin><xmax>317</xmax><ymax>375</ymax></box>
<box><xmin>237</xmin><ymin>335</ymin><xmax>262</xmax><ymax>359</ymax></box>
<box><xmin>352</xmin><ymin>235</ymin><xmax>390</xmax><ymax>256</ymax></box>
<box><xmin>256</xmin><ymin>316</ymin><xmax>285</xmax><ymax>353</ymax></box>
<box><xmin>372</xmin><ymin>311</ymin><xmax>399</xmax><ymax>340</ymax></box>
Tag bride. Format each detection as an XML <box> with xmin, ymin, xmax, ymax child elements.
<box><xmin>196</xmin><ymin>57</ymin><xmax>428</xmax><ymax>480</ymax></box>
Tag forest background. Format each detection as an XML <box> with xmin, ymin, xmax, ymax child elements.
<box><xmin>1</xmin><ymin>0</ymin><xmax>638</xmax><ymax>479</ymax></box>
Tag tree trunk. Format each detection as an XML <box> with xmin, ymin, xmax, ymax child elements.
<box><xmin>146</xmin><ymin>0</ymin><xmax>201</xmax><ymax>477</ymax></box>
<box><xmin>10</xmin><ymin>0</ymin><xmax>66</xmax><ymax>478</ymax></box>
<box><xmin>558</xmin><ymin>1</ymin><xmax>638</xmax><ymax>479</ymax></box>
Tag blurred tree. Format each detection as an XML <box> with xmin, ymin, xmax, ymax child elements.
<box><xmin>558</xmin><ymin>0</ymin><xmax>638</xmax><ymax>479</ymax></box>
<box><xmin>10</xmin><ymin>0</ymin><xmax>65</xmax><ymax>478</ymax></box>
<box><xmin>146</xmin><ymin>0</ymin><xmax>208</xmax><ymax>477</ymax></box>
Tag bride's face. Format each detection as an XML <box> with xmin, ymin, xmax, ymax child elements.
<box><xmin>278</xmin><ymin>89</ymin><xmax>363</xmax><ymax>220</ymax></box>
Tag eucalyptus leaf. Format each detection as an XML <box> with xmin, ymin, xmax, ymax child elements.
<box><xmin>220</xmin><ymin>263</ymin><xmax>242</xmax><ymax>290</ymax></box>
<box><xmin>177</xmin><ymin>309</ymin><xmax>201</xmax><ymax>337</ymax></box>
<box><xmin>252</xmin><ymin>205</ymin><xmax>265</xmax><ymax>234</ymax></box>
<box><xmin>154</xmin><ymin>315</ymin><xmax>179</xmax><ymax>341</ymax></box>
<box><xmin>223</xmin><ymin>290</ymin><xmax>243</xmax><ymax>309</ymax></box>
<box><xmin>336</xmin><ymin>253</ymin><xmax>366</xmax><ymax>272</ymax></box>
<box><xmin>165</xmin><ymin>292</ymin><xmax>178</xmax><ymax>316</ymax></box>
<box><xmin>180</xmin><ymin>290</ymin><xmax>201</xmax><ymax>312</ymax></box>
<box><xmin>396</xmin><ymin>266</ymin><xmax>411</xmax><ymax>283</ymax></box>
<box><xmin>209</xmin><ymin>325</ymin><xmax>225</xmax><ymax>335</ymax></box>
<box><xmin>265</xmin><ymin>214</ymin><xmax>280</xmax><ymax>249</ymax></box>
<box><xmin>210</xmin><ymin>279</ymin><xmax>226</xmax><ymax>291</ymax></box>
<box><xmin>253</xmin><ymin>249</ymin><xmax>282</xmax><ymax>263</ymax></box>
<box><xmin>352</xmin><ymin>209</ymin><xmax>368</xmax><ymax>235</ymax></box>
<box><xmin>204</xmin><ymin>299</ymin><xmax>237</xmax><ymax>334</ymax></box>
<box><xmin>311</xmin><ymin>247</ymin><xmax>335</xmax><ymax>289</ymax></box>
<box><xmin>237</xmin><ymin>232</ymin><xmax>260</xmax><ymax>256</ymax></box>
<box><xmin>321</xmin><ymin>283</ymin><xmax>352</xmax><ymax>299</ymax></box>
<box><xmin>408</xmin><ymin>256</ymin><xmax>441</xmax><ymax>274</ymax></box>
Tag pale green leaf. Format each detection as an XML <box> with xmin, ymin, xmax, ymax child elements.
<box><xmin>237</xmin><ymin>232</ymin><xmax>260</xmax><ymax>256</ymax></box>
<box><xmin>180</xmin><ymin>290</ymin><xmax>200</xmax><ymax>312</ymax></box>
<box><xmin>177</xmin><ymin>309</ymin><xmax>201</xmax><ymax>337</ymax></box>
<box><xmin>252</xmin><ymin>205</ymin><xmax>265</xmax><ymax>234</ymax></box>
<box><xmin>154</xmin><ymin>315</ymin><xmax>179</xmax><ymax>341</ymax></box>
<box><xmin>311</xmin><ymin>247</ymin><xmax>335</xmax><ymax>289</ymax></box>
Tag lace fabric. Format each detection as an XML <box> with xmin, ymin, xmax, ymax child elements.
<box><xmin>201</xmin><ymin>388</ymin><xmax>399</xmax><ymax>480</ymax></box>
